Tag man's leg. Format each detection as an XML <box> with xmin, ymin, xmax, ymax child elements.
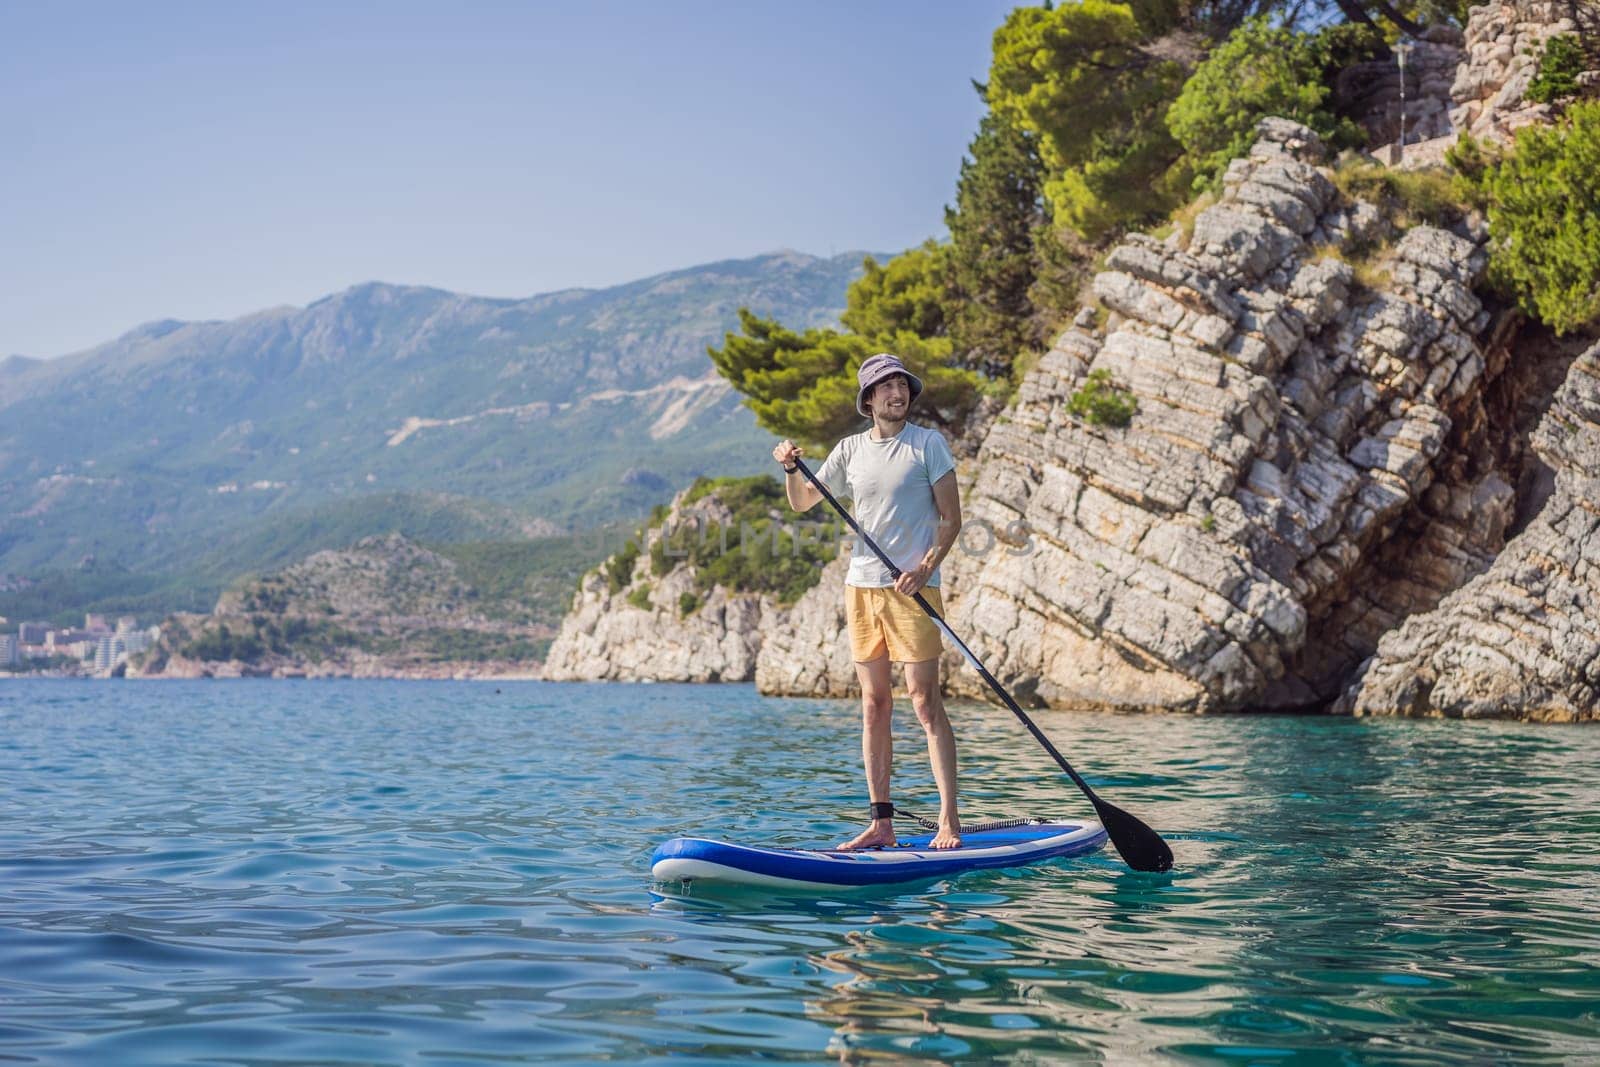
<box><xmin>838</xmin><ymin>655</ymin><xmax>896</xmax><ymax>850</ymax></box>
<box><xmin>904</xmin><ymin>657</ymin><xmax>961</xmax><ymax>849</ymax></box>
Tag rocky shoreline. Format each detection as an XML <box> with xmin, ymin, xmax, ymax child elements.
<box><xmin>1340</xmin><ymin>342</ymin><xmax>1600</xmax><ymax>720</ymax></box>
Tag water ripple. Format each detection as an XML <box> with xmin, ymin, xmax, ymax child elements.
<box><xmin>0</xmin><ymin>680</ymin><xmax>1596</xmax><ymax>1063</ymax></box>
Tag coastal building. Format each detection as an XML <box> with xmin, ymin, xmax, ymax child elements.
<box><xmin>85</xmin><ymin>614</ymin><xmax>109</xmax><ymax>634</ymax></box>
<box><xmin>47</xmin><ymin>629</ymin><xmax>94</xmax><ymax>651</ymax></box>
<box><xmin>19</xmin><ymin>622</ymin><xmax>49</xmax><ymax>644</ymax></box>
<box><xmin>93</xmin><ymin>635</ymin><xmax>127</xmax><ymax>674</ymax></box>
<box><xmin>2</xmin><ymin>621</ymin><xmax>159</xmax><ymax>674</ymax></box>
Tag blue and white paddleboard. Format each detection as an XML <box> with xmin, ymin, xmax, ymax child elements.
<box><xmin>651</xmin><ymin>819</ymin><xmax>1107</xmax><ymax>889</ymax></box>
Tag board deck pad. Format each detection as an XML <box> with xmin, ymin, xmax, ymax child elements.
<box><xmin>651</xmin><ymin>819</ymin><xmax>1107</xmax><ymax>889</ymax></box>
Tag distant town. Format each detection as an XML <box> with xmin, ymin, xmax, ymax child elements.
<box><xmin>0</xmin><ymin>614</ymin><xmax>162</xmax><ymax>678</ymax></box>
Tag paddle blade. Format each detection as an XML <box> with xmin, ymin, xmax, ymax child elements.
<box><xmin>1093</xmin><ymin>797</ymin><xmax>1173</xmax><ymax>873</ymax></box>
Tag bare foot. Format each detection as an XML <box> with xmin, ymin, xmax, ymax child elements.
<box><xmin>930</xmin><ymin>823</ymin><xmax>962</xmax><ymax>850</ymax></box>
<box><xmin>837</xmin><ymin>822</ymin><xmax>896</xmax><ymax>851</ymax></box>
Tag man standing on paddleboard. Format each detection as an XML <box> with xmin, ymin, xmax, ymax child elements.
<box><xmin>772</xmin><ymin>352</ymin><xmax>964</xmax><ymax>850</ymax></box>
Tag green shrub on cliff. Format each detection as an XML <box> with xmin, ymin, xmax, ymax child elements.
<box><xmin>1067</xmin><ymin>370</ymin><xmax>1139</xmax><ymax>427</ymax></box>
<box><xmin>1471</xmin><ymin>102</ymin><xmax>1600</xmax><ymax>335</ymax></box>
<box><xmin>604</xmin><ymin>539</ymin><xmax>640</xmax><ymax>595</ymax></box>
<box><xmin>678</xmin><ymin>473</ymin><xmax>791</xmax><ymax>517</ymax></box>
<box><xmin>648</xmin><ymin>475</ymin><xmax>838</xmax><ymax>605</ymax></box>
<box><xmin>688</xmin><ymin>523</ymin><xmax>835</xmax><ymax>605</ymax></box>
<box><xmin>1332</xmin><ymin>160</ymin><xmax>1468</xmax><ymax>233</ymax></box>
<box><xmin>1527</xmin><ymin>34</ymin><xmax>1586</xmax><ymax>105</ymax></box>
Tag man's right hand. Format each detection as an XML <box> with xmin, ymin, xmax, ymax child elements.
<box><xmin>772</xmin><ymin>440</ymin><xmax>803</xmax><ymax>470</ymax></box>
<box><xmin>773</xmin><ymin>440</ymin><xmax>819</xmax><ymax>512</ymax></box>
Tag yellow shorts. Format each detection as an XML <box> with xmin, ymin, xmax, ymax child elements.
<box><xmin>846</xmin><ymin>585</ymin><xmax>944</xmax><ymax>663</ymax></box>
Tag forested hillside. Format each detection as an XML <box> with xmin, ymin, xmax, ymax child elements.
<box><xmin>1</xmin><ymin>251</ymin><xmax>868</xmax><ymax>621</ymax></box>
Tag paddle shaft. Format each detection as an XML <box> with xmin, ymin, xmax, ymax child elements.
<box><xmin>791</xmin><ymin>456</ymin><xmax>1173</xmax><ymax>872</ymax></box>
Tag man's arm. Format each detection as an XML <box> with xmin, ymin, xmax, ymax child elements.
<box><xmin>772</xmin><ymin>439</ymin><xmax>822</xmax><ymax>512</ymax></box>
<box><xmin>784</xmin><ymin>468</ymin><xmax>823</xmax><ymax>512</ymax></box>
<box><xmin>895</xmin><ymin>470</ymin><xmax>961</xmax><ymax>596</ymax></box>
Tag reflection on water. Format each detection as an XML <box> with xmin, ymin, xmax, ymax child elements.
<box><xmin>0</xmin><ymin>679</ymin><xmax>1597</xmax><ymax>1064</ymax></box>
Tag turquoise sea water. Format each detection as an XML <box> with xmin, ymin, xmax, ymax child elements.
<box><xmin>1</xmin><ymin>680</ymin><xmax>1596</xmax><ymax>1064</ymax></box>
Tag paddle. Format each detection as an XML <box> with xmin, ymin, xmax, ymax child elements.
<box><xmin>791</xmin><ymin>457</ymin><xmax>1174</xmax><ymax>873</ymax></box>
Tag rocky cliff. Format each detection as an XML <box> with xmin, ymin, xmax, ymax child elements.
<box><xmin>934</xmin><ymin>118</ymin><xmax>1520</xmax><ymax>711</ymax></box>
<box><xmin>753</xmin><ymin>554</ymin><xmax>859</xmax><ymax>698</ymax></box>
<box><xmin>1340</xmin><ymin>339</ymin><xmax>1600</xmax><ymax>719</ymax></box>
<box><xmin>1450</xmin><ymin>0</ymin><xmax>1600</xmax><ymax>142</ymax></box>
<box><xmin>541</xmin><ymin>480</ymin><xmax>839</xmax><ymax>683</ymax></box>
<box><xmin>540</xmin><ymin>560</ymin><xmax>771</xmax><ymax>685</ymax></box>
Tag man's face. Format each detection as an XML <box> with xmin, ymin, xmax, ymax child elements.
<box><xmin>869</xmin><ymin>374</ymin><xmax>910</xmax><ymax>418</ymax></box>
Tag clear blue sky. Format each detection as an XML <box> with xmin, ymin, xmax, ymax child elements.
<box><xmin>2</xmin><ymin>1</ymin><xmax>1017</xmax><ymax>359</ymax></box>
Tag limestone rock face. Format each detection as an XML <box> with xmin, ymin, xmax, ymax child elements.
<box><xmin>541</xmin><ymin>569</ymin><xmax>771</xmax><ymax>683</ymax></box>
<box><xmin>1340</xmin><ymin>340</ymin><xmax>1600</xmax><ymax>721</ymax></box>
<box><xmin>1449</xmin><ymin>0</ymin><xmax>1600</xmax><ymax>143</ymax></box>
<box><xmin>754</xmin><ymin>554</ymin><xmax>858</xmax><ymax>698</ymax></box>
<box><xmin>542</xmin><ymin>487</ymin><xmax>784</xmax><ymax>683</ymax></box>
<box><xmin>943</xmin><ymin>119</ymin><xmax>1515</xmax><ymax>711</ymax></box>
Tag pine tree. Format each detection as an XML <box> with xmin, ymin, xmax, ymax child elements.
<box><xmin>987</xmin><ymin>1</ymin><xmax>1190</xmax><ymax>240</ymax></box>
<box><xmin>838</xmin><ymin>242</ymin><xmax>953</xmax><ymax>341</ymax></box>
<box><xmin>945</xmin><ymin>112</ymin><xmax>1050</xmax><ymax>378</ymax></box>
<box><xmin>708</xmin><ymin>312</ymin><xmax>983</xmax><ymax>452</ymax></box>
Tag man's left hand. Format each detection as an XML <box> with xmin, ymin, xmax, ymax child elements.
<box><xmin>895</xmin><ymin>564</ymin><xmax>932</xmax><ymax>596</ymax></box>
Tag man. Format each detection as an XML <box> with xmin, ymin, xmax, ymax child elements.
<box><xmin>772</xmin><ymin>352</ymin><xmax>964</xmax><ymax>850</ymax></box>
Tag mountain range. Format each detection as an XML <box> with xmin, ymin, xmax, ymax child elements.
<box><xmin>0</xmin><ymin>250</ymin><xmax>867</xmax><ymax>603</ymax></box>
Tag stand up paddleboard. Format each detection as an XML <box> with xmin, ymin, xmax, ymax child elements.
<box><xmin>651</xmin><ymin>819</ymin><xmax>1107</xmax><ymax>890</ymax></box>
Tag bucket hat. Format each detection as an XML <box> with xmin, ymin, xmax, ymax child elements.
<box><xmin>855</xmin><ymin>352</ymin><xmax>924</xmax><ymax>418</ymax></box>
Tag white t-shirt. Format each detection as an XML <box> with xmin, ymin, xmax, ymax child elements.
<box><xmin>815</xmin><ymin>422</ymin><xmax>957</xmax><ymax>588</ymax></box>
